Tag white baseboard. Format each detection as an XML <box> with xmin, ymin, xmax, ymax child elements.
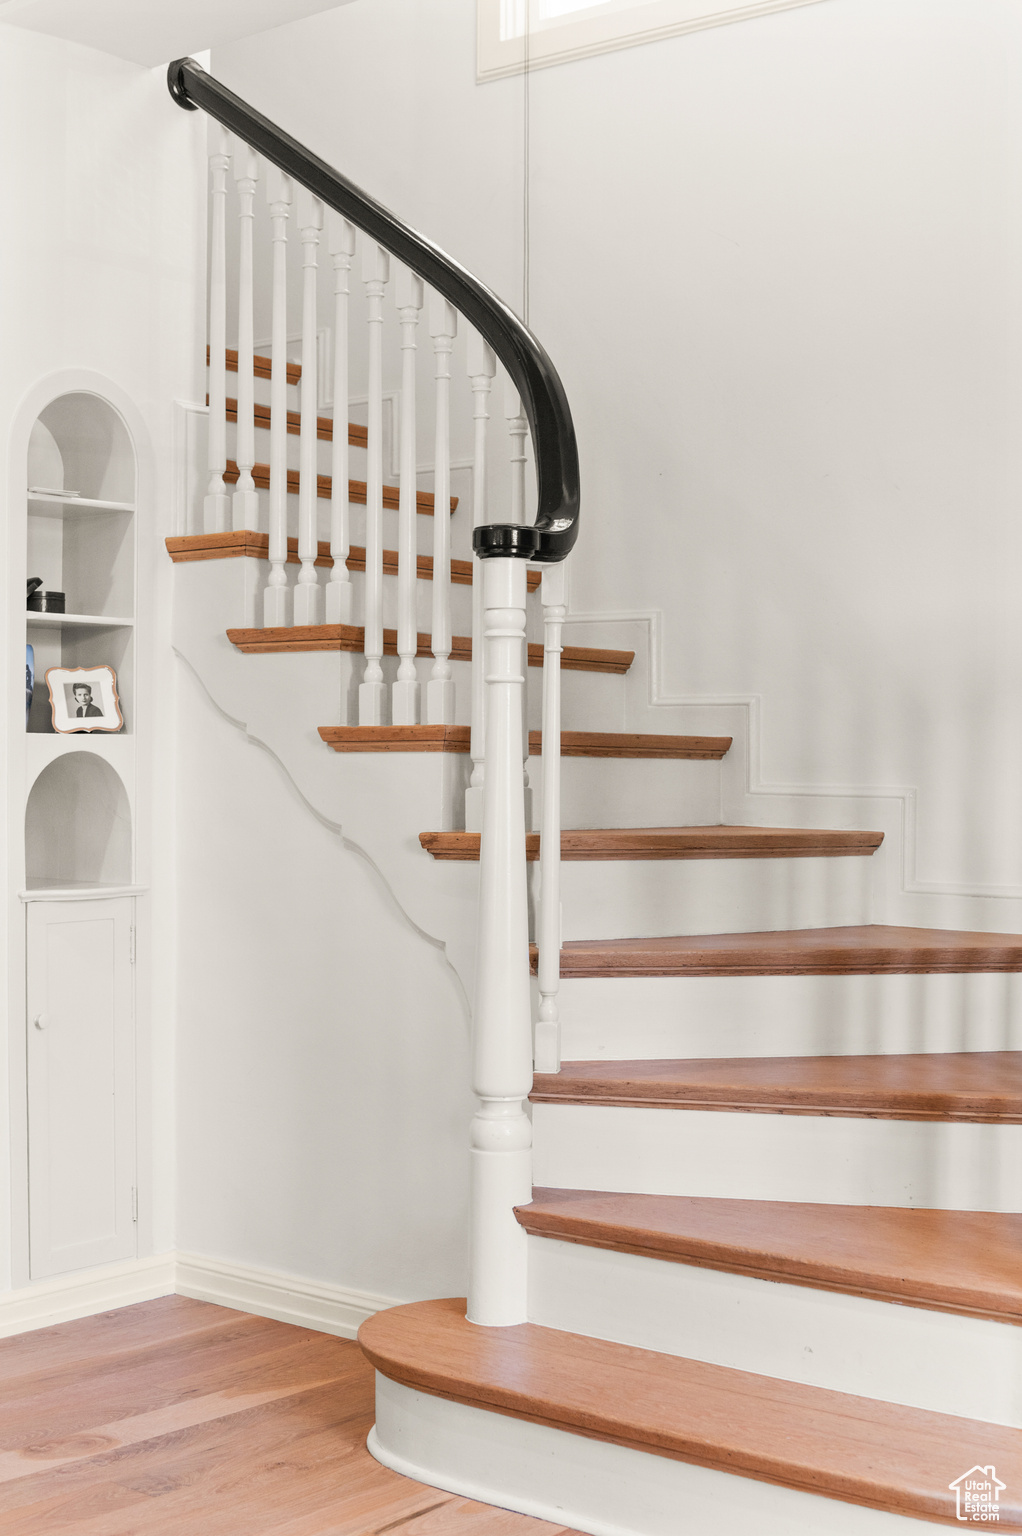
<box><xmin>0</xmin><ymin>1252</ymin><xmax>175</xmax><ymax>1339</ymax></box>
<box><xmin>173</xmin><ymin>1251</ymin><xmax>400</xmax><ymax>1338</ymax></box>
<box><xmin>0</xmin><ymin>1251</ymin><xmax>400</xmax><ymax>1341</ymax></box>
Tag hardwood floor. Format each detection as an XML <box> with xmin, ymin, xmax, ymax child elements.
<box><xmin>0</xmin><ymin>1295</ymin><xmax>577</xmax><ymax>1535</ymax></box>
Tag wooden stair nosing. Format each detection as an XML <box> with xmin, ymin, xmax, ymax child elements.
<box><xmin>358</xmin><ymin>1298</ymin><xmax>1022</xmax><ymax>1528</ymax></box>
<box><xmin>516</xmin><ymin>1189</ymin><xmax>1022</xmax><ymax>1324</ymax></box>
<box><xmin>319</xmin><ymin>725</ymin><xmax>471</xmax><ymax>754</ymax></box>
<box><xmin>529</xmin><ymin>1050</ymin><xmax>1022</xmax><ymax>1123</ymax></box>
<box><xmin>165</xmin><ymin>532</ymin><xmax>541</xmax><ymax>591</ymax></box>
<box><xmin>538</xmin><ymin>923</ymin><xmax>1022</xmax><ymax>977</ymax></box>
<box><xmin>223</xmin><ymin>459</ymin><xmax>457</xmax><ymax>515</ymax></box>
<box><xmin>528</xmin><ymin>730</ymin><xmax>732</xmax><ymax>759</ymax></box>
<box><xmin>226</xmin><ymin>626</ymin><xmax>634</xmax><ymax>674</ymax></box>
<box><xmin>420</xmin><ymin>826</ymin><xmax>884</xmax><ymax>862</ymax></box>
<box><xmin>223</xmin><ymin>396</ymin><xmax>365</xmax><ymax>446</ymax></box>
<box><xmin>211</xmin><ymin>345</ymin><xmax>303</xmax><ymax>387</ymax></box>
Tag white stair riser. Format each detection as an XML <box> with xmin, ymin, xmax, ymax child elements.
<box><xmin>558</xmin><ymin>971</ymin><xmax>1022</xmax><ymax>1060</ymax></box>
<box><xmin>542</xmin><ymin>853</ymin><xmax>874</xmax><ymax>941</ymax></box>
<box><xmin>371</xmin><ymin>1376</ymin><xmax>939</xmax><ymax>1536</ymax></box>
<box><xmin>527</xmin><ymin>756</ymin><xmax>722</xmax><ymax>829</ymax></box>
<box><xmin>532</xmin><ymin>1104</ymin><xmax>1022</xmax><ymax>1210</ymax></box>
<box><xmin>527</xmin><ymin>1236</ymin><xmax>1022</xmax><ymax>1426</ymax></box>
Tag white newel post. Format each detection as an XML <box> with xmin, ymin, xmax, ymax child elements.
<box><xmin>231</xmin><ymin>141</ymin><xmax>259</xmax><ymax>531</ymax></box>
<box><xmin>469</xmin><ymin>556</ymin><xmax>532</xmax><ymax>1326</ymax></box>
<box><xmin>360</xmin><ymin>241</ymin><xmax>390</xmax><ymax>724</ymax></box>
<box><xmin>427</xmin><ymin>296</ymin><xmax>457</xmax><ymax>725</ymax></box>
<box><xmin>464</xmin><ymin>335</ymin><xmax>496</xmax><ymax>833</ymax></box>
<box><xmin>536</xmin><ymin>562</ymin><xmax>566</xmax><ymax>1074</ymax></box>
<box><xmin>325</xmin><ymin>213</ymin><xmax>355</xmax><ymax>625</ymax></box>
<box><xmin>393</xmin><ymin>267</ymin><xmax>424</xmax><ymax>726</ymax></box>
<box><xmin>264</xmin><ymin>166</ymin><xmax>293</xmax><ymax>628</ymax></box>
<box><xmin>205</xmin><ymin>125</ymin><xmax>231</xmax><ymax>533</ymax></box>
<box><xmin>293</xmin><ymin>188</ymin><xmax>324</xmax><ymax>626</ymax></box>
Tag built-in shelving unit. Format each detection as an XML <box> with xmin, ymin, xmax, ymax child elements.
<box><xmin>16</xmin><ymin>388</ymin><xmax>142</xmax><ymax>1284</ymax></box>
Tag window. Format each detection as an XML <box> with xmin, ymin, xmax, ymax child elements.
<box><xmin>478</xmin><ymin>0</ymin><xmax>830</xmax><ymax>80</ymax></box>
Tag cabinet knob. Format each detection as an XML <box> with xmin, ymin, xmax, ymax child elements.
<box><xmin>33</xmin><ymin>1013</ymin><xmax>48</xmax><ymax>1031</ymax></box>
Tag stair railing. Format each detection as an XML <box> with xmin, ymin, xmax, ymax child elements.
<box><xmin>169</xmin><ymin>59</ymin><xmax>578</xmax><ymax>1325</ymax></box>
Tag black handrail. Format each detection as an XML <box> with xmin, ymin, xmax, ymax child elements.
<box><xmin>168</xmin><ymin>56</ymin><xmax>578</xmax><ymax>563</ymax></box>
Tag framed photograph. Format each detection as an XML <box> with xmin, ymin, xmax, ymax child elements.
<box><xmin>45</xmin><ymin>665</ymin><xmax>123</xmax><ymax>734</ymax></box>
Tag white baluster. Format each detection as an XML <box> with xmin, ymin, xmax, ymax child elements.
<box><xmin>293</xmin><ymin>188</ymin><xmax>324</xmax><ymax>626</ymax></box>
<box><xmin>231</xmin><ymin>141</ymin><xmax>259</xmax><ymax>531</ymax></box>
<box><xmin>505</xmin><ymin>381</ymin><xmax>533</xmax><ymax>827</ymax></box>
<box><xmin>469</xmin><ymin>556</ymin><xmax>532</xmax><ymax>1325</ymax></box>
<box><xmin>360</xmin><ymin>241</ymin><xmax>390</xmax><ymax>724</ymax></box>
<box><xmin>325</xmin><ymin>214</ymin><xmax>356</xmax><ymax>624</ymax></box>
<box><xmin>535</xmin><ymin>561</ymin><xmax>566</xmax><ymax>1074</ymax></box>
<box><xmin>205</xmin><ymin>125</ymin><xmax>231</xmax><ymax>533</ymax></box>
<box><xmin>505</xmin><ymin>380</ymin><xmax>528</xmax><ymax>524</ymax></box>
<box><xmin>393</xmin><ymin>268</ymin><xmax>424</xmax><ymax>726</ymax></box>
<box><xmin>264</xmin><ymin>166</ymin><xmax>293</xmax><ymax>628</ymax></box>
<box><xmin>464</xmin><ymin>334</ymin><xmax>496</xmax><ymax>833</ymax></box>
<box><xmin>427</xmin><ymin>296</ymin><xmax>457</xmax><ymax>725</ymax></box>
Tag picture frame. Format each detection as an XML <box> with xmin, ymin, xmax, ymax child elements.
<box><xmin>45</xmin><ymin>665</ymin><xmax>123</xmax><ymax>734</ymax></box>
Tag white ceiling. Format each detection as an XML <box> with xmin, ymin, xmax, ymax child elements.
<box><xmin>0</xmin><ymin>0</ymin><xmax>359</xmax><ymax>67</ymax></box>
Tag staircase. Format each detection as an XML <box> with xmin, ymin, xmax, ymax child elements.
<box><xmin>169</xmin><ymin>59</ymin><xmax>1022</xmax><ymax>1536</ymax></box>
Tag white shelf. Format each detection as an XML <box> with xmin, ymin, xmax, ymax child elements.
<box><xmin>27</xmin><ymin>612</ymin><xmax>134</xmax><ymax>628</ymax></box>
<box><xmin>20</xmin><ymin>882</ymin><xmax>147</xmax><ymax>903</ymax></box>
<box><xmin>28</xmin><ymin>492</ymin><xmax>135</xmax><ymax>513</ymax></box>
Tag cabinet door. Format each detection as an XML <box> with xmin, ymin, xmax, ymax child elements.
<box><xmin>26</xmin><ymin>898</ymin><xmax>136</xmax><ymax>1278</ymax></box>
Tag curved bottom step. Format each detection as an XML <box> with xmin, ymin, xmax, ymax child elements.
<box><xmin>359</xmin><ymin>1298</ymin><xmax>1022</xmax><ymax>1534</ymax></box>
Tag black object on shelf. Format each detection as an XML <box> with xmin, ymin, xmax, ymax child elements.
<box><xmin>27</xmin><ymin>578</ymin><xmax>66</xmax><ymax>613</ymax></box>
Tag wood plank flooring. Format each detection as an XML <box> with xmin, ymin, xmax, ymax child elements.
<box><xmin>0</xmin><ymin>1296</ymin><xmax>576</xmax><ymax>1535</ymax></box>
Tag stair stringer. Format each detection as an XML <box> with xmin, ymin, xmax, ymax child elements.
<box><xmin>172</xmin><ymin>556</ymin><xmax>494</xmax><ymax>1001</ymax></box>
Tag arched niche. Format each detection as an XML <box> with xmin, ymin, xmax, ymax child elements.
<box><xmin>25</xmin><ymin>753</ymin><xmax>132</xmax><ymax>889</ymax></box>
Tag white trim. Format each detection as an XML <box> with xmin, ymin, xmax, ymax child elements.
<box><xmin>0</xmin><ymin>1253</ymin><xmax>174</xmax><ymax>1339</ymax></box>
<box><xmin>477</xmin><ymin>0</ymin><xmax>832</xmax><ymax>80</ymax></box>
<box><xmin>174</xmin><ymin>1252</ymin><xmax>403</xmax><ymax>1338</ymax></box>
<box><xmin>0</xmin><ymin>1250</ymin><xmax>401</xmax><ymax>1340</ymax></box>
<box><xmin>19</xmin><ymin>885</ymin><xmax>148</xmax><ymax>902</ymax></box>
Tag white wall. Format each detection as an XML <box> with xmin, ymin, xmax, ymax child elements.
<box><xmin>174</xmin><ymin>664</ymin><xmax>474</xmax><ymax>1301</ymax></box>
<box><xmin>214</xmin><ymin>0</ymin><xmax>1022</xmax><ymax>934</ymax></box>
<box><xmin>0</xmin><ymin>26</ymin><xmax>206</xmax><ymax>1290</ymax></box>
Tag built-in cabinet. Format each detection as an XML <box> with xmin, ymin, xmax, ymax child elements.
<box><xmin>26</xmin><ymin>899</ymin><xmax>136</xmax><ymax>1278</ymax></box>
<box><xmin>16</xmin><ymin>388</ymin><xmax>142</xmax><ymax>1283</ymax></box>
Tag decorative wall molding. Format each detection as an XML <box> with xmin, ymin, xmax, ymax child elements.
<box><xmin>477</xmin><ymin>0</ymin><xmax>832</xmax><ymax>81</ymax></box>
<box><xmin>564</xmin><ymin>606</ymin><xmax>1022</xmax><ymax>907</ymax></box>
<box><xmin>0</xmin><ymin>1250</ymin><xmax>402</xmax><ymax>1340</ymax></box>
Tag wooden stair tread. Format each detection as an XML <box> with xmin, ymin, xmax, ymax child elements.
<box><xmin>544</xmin><ymin>923</ymin><xmax>1022</xmax><ymax>976</ymax></box>
<box><xmin>223</xmin><ymin>459</ymin><xmax>457</xmax><ymax>514</ymax></box>
<box><xmin>358</xmin><ymin>1297</ymin><xmax>1022</xmax><ymax>1526</ymax></box>
<box><xmin>165</xmin><ymin>532</ymin><xmax>540</xmax><ymax>590</ymax></box>
<box><xmin>530</xmin><ymin>1050</ymin><xmax>1022</xmax><ymax>1122</ymax></box>
<box><xmin>227</xmin><ymin>626</ymin><xmax>634</xmax><ymax>673</ymax></box>
<box><xmin>528</xmin><ymin>730</ymin><xmax>731</xmax><ymax>758</ymax></box>
<box><xmin>420</xmin><ymin>826</ymin><xmax>883</xmax><ymax>862</ymax></box>
<box><xmin>214</xmin><ymin>345</ymin><xmax>304</xmax><ymax>388</ymax></box>
<box><xmin>320</xmin><ymin>725</ymin><xmax>470</xmax><ymax>753</ymax></box>
<box><xmin>516</xmin><ymin>1189</ymin><xmax>1022</xmax><ymax>1322</ymax></box>
<box><xmin>224</xmin><ymin>395</ymin><xmax>364</xmax><ymax>445</ymax></box>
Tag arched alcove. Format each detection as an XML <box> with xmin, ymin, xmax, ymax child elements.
<box><xmin>25</xmin><ymin>753</ymin><xmax>132</xmax><ymax>889</ymax></box>
<box><xmin>26</xmin><ymin>391</ymin><xmax>136</xmax><ymax>733</ymax></box>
